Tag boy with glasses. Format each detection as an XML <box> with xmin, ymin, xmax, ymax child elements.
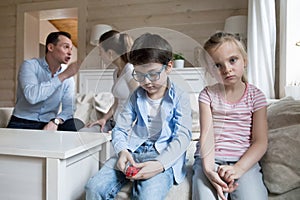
<box><xmin>85</xmin><ymin>33</ymin><xmax>192</xmax><ymax>200</ymax></box>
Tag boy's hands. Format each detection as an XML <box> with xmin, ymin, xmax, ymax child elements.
<box><xmin>117</xmin><ymin>151</ymin><xmax>164</xmax><ymax>180</ymax></box>
<box><xmin>129</xmin><ymin>161</ymin><xmax>164</xmax><ymax>180</ymax></box>
<box><xmin>117</xmin><ymin>150</ymin><xmax>136</xmax><ymax>173</ymax></box>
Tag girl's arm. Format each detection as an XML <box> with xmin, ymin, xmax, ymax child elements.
<box><xmin>199</xmin><ymin>102</ymin><xmax>232</xmax><ymax>200</ymax></box>
<box><xmin>199</xmin><ymin>102</ymin><xmax>215</xmax><ymax>173</ymax></box>
<box><xmin>218</xmin><ymin>106</ymin><xmax>268</xmax><ymax>182</ymax></box>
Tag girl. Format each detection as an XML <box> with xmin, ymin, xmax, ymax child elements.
<box><xmin>80</xmin><ymin>30</ymin><xmax>139</xmax><ymax>133</ymax></box>
<box><xmin>192</xmin><ymin>32</ymin><xmax>268</xmax><ymax>200</ymax></box>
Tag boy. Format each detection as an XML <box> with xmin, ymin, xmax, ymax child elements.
<box><xmin>85</xmin><ymin>33</ymin><xmax>192</xmax><ymax>200</ymax></box>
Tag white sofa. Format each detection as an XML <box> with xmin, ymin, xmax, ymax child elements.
<box><xmin>1</xmin><ymin>96</ymin><xmax>299</xmax><ymax>200</ymax></box>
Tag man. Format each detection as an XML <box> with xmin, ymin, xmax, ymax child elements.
<box><xmin>7</xmin><ymin>31</ymin><xmax>83</xmax><ymax>131</ymax></box>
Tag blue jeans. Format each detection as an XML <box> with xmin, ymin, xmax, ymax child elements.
<box><xmin>192</xmin><ymin>156</ymin><xmax>268</xmax><ymax>200</ymax></box>
<box><xmin>85</xmin><ymin>141</ymin><xmax>174</xmax><ymax>200</ymax></box>
<box><xmin>7</xmin><ymin>115</ymin><xmax>84</xmax><ymax>131</ymax></box>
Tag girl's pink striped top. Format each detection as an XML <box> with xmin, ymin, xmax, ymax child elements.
<box><xmin>197</xmin><ymin>83</ymin><xmax>267</xmax><ymax>160</ymax></box>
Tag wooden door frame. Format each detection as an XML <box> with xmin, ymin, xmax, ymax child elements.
<box><xmin>16</xmin><ymin>0</ymin><xmax>87</xmax><ymax>79</ymax></box>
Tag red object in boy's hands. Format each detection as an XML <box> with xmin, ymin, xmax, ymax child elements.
<box><xmin>125</xmin><ymin>165</ymin><xmax>140</xmax><ymax>177</ymax></box>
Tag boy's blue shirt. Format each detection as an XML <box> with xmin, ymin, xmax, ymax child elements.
<box><xmin>112</xmin><ymin>79</ymin><xmax>192</xmax><ymax>183</ymax></box>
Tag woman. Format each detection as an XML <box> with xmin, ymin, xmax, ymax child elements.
<box><xmin>81</xmin><ymin>30</ymin><xmax>138</xmax><ymax>133</ymax></box>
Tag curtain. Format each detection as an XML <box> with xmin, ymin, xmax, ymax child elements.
<box><xmin>247</xmin><ymin>0</ymin><xmax>276</xmax><ymax>99</ymax></box>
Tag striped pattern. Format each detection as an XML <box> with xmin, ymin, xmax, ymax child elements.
<box><xmin>199</xmin><ymin>83</ymin><xmax>267</xmax><ymax>159</ymax></box>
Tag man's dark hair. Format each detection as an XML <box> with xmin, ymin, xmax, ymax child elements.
<box><xmin>129</xmin><ymin>33</ymin><xmax>172</xmax><ymax>66</ymax></box>
<box><xmin>45</xmin><ymin>31</ymin><xmax>71</xmax><ymax>53</ymax></box>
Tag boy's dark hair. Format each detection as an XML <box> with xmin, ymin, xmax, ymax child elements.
<box><xmin>129</xmin><ymin>33</ymin><xmax>172</xmax><ymax>65</ymax></box>
<box><xmin>45</xmin><ymin>31</ymin><xmax>71</xmax><ymax>53</ymax></box>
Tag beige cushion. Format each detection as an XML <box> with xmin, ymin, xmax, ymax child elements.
<box><xmin>261</xmin><ymin>124</ymin><xmax>300</xmax><ymax>194</ymax></box>
<box><xmin>74</xmin><ymin>93</ymin><xmax>94</xmax><ymax>124</ymax></box>
<box><xmin>262</xmin><ymin>97</ymin><xmax>300</xmax><ymax>195</ymax></box>
<box><xmin>268</xmin><ymin>187</ymin><xmax>300</xmax><ymax>200</ymax></box>
<box><xmin>0</xmin><ymin>107</ymin><xmax>14</xmax><ymax>128</ymax></box>
<box><xmin>267</xmin><ymin>96</ymin><xmax>300</xmax><ymax>129</ymax></box>
<box><xmin>74</xmin><ymin>93</ymin><xmax>114</xmax><ymax>124</ymax></box>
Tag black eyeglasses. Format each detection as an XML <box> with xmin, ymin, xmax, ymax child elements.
<box><xmin>132</xmin><ymin>65</ymin><xmax>166</xmax><ymax>82</ymax></box>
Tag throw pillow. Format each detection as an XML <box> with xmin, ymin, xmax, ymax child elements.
<box><xmin>74</xmin><ymin>93</ymin><xmax>94</xmax><ymax>124</ymax></box>
<box><xmin>261</xmin><ymin>124</ymin><xmax>300</xmax><ymax>194</ymax></box>
<box><xmin>267</xmin><ymin>97</ymin><xmax>300</xmax><ymax>129</ymax></box>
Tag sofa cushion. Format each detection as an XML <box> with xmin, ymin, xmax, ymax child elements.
<box><xmin>267</xmin><ymin>96</ymin><xmax>300</xmax><ymax>129</ymax></box>
<box><xmin>261</xmin><ymin>124</ymin><xmax>300</xmax><ymax>194</ymax></box>
<box><xmin>75</xmin><ymin>93</ymin><xmax>114</xmax><ymax>124</ymax></box>
<box><xmin>0</xmin><ymin>107</ymin><xmax>13</xmax><ymax>128</ymax></box>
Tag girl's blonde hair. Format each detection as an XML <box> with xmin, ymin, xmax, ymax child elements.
<box><xmin>204</xmin><ymin>31</ymin><xmax>248</xmax><ymax>83</ymax></box>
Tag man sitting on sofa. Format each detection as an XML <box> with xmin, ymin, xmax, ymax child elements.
<box><xmin>7</xmin><ymin>31</ymin><xmax>83</xmax><ymax>131</ymax></box>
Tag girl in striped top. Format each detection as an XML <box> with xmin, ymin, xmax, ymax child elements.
<box><xmin>192</xmin><ymin>32</ymin><xmax>268</xmax><ymax>200</ymax></box>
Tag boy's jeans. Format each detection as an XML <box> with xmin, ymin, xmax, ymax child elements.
<box><xmin>85</xmin><ymin>141</ymin><xmax>174</xmax><ymax>200</ymax></box>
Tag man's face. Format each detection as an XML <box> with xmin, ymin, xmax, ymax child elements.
<box><xmin>50</xmin><ymin>35</ymin><xmax>73</xmax><ymax>64</ymax></box>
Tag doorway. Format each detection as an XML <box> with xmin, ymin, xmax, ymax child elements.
<box><xmin>16</xmin><ymin>0</ymin><xmax>86</xmax><ymax>75</ymax></box>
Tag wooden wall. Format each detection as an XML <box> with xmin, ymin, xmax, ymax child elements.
<box><xmin>0</xmin><ymin>0</ymin><xmax>248</xmax><ymax>107</ymax></box>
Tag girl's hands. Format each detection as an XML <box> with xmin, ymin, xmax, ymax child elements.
<box><xmin>218</xmin><ymin>164</ymin><xmax>245</xmax><ymax>183</ymax></box>
<box><xmin>205</xmin><ymin>170</ymin><xmax>231</xmax><ymax>200</ymax></box>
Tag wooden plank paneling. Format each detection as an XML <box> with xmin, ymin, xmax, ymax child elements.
<box><xmin>0</xmin><ymin>17</ymin><xmax>16</xmax><ymax>28</ymax></box>
<box><xmin>0</xmin><ymin>58</ymin><xmax>14</xmax><ymax>67</ymax></box>
<box><xmin>87</xmin><ymin>0</ymin><xmax>171</xmax><ymax>7</ymax></box>
<box><xmin>91</xmin><ymin>9</ymin><xmax>246</xmax><ymax>29</ymax></box>
<box><xmin>0</xmin><ymin>80</ymin><xmax>14</xmax><ymax>89</ymax></box>
<box><xmin>0</xmin><ymin>5</ymin><xmax>16</xmax><ymax>16</ymax></box>
<box><xmin>88</xmin><ymin>0</ymin><xmax>247</xmax><ymax>19</ymax></box>
<box><xmin>0</xmin><ymin>69</ymin><xmax>15</xmax><ymax>80</ymax></box>
<box><xmin>0</xmin><ymin>37</ymin><xmax>15</xmax><ymax>48</ymax></box>
<box><xmin>0</xmin><ymin>48</ymin><xmax>15</xmax><ymax>59</ymax></box>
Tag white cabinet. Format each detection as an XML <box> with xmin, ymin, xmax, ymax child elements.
<box><xmin>0</xmin><ymin>129</ymin><xmax>111</xmax><ymax>200</ymax></box>
<box><xmin>79</xmin><ymin>68</ymin><xmax>207</xmax><ymax>95</ymax></box>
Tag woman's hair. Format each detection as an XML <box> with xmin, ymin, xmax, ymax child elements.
<box><xmin>129</xmin><ymin>33</ymin><xmax>172</xmax><ymax>66</ymax></box>
<box><xmin>99</xmin><ymin>30</ymin><xmax>133</xmax><ymax>63</ymax></box>
<box><xmin>204</xmin><ymin>31</ymin><xmax>248</xmax><ymax>82</ymax></box>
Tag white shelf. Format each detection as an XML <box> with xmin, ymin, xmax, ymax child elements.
<box><xmin>79</xmin><ymin>67</ymin><xmax>207</xmax><ymax>95</ymax></box>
